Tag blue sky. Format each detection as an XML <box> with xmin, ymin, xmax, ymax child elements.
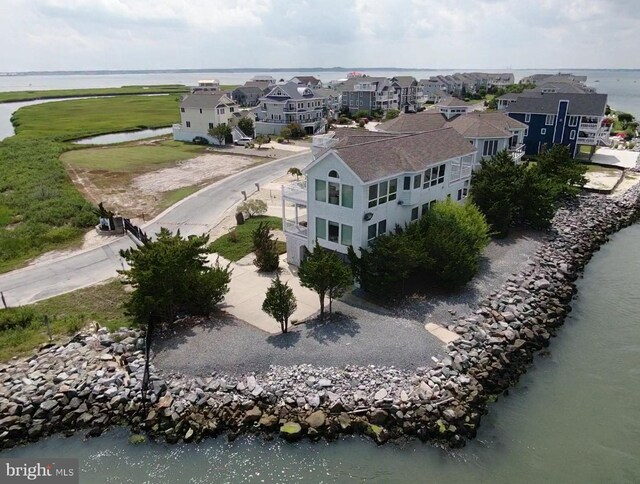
<box><xmin>1</xmin><ymin>0</ymin><xmax>637</xmax><ymax>71</ymax></box>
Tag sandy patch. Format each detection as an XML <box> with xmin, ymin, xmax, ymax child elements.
<box><xmin>28</xmin><ymin>228</ymin><xmax>123</xmax><ymax>267</ymax></box>
<box><xmin>584</xmin><ymin>168</ymin><xmax>624</xmax><ymax>192</ymax></box>
<box><xmin>131</xmin><ymin>154</ymin><xmax>256</xmax><ymax>193</ymax></box>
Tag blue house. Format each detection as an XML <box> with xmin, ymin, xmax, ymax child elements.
<box><xmin>505</xmin><ymin>93</ymin><xmax>610</xmax><ymax>158</ymax></box>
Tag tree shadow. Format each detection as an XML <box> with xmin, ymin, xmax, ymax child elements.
<box><xmin>265</xmin><ymin>330</ymin><xmax>301</xmax><ymax>348</ymax></box>
<box><xmin>304</xmin><ymin>313</ymin><xmax>360</xmax><ymax>345</ymax></box>
<box><xmin>153</xmin><ymin>311</ymin><xmax>235</xmax><ymax>352</ymax></box>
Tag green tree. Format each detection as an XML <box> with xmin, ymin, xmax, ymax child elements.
<box><xmin>119</xmin><ymin>228</ymin><xmax>232</xmax><ymax>323</ymax></box>
<box><xmin>470</xmin><ymin>150</ymin><xmax>522</xmax><ymax>236</ymax></box>
<box><xmin>238</xmin><ymin>117</ymin><xmax>255</xmax><ymax>137</ymax></box>
<box><xmin>237</xmin><ymin>199</ymin><xmax>267</xmax><ymax>218</ymax></box>
<box><xmin>299</xmin><ymin>243</ymin><xmax>352</xmax><ymax>319</ymax></box>
<box><xmin>533</xmin><ymin>144</ymin><xmax>586</xmax><ymax>197</ymax></box>
<box><xmin>415</xmin><ymin>199</ymin><xmax>489</xmax><ymax>287</ymax></box>
<box><xmin>286</xmin><ymin>123</ymin><xmax>306</xmax><ymax>139</ymax></box>
<box><xmin>354</xmin><ymin>109</ymin><xmax>370</xmax><ymax>120</ymax></box>
<box><xmin>280</xmin><ymin>127</ymin><xmax>292</xmax><ymax>141</ymax></box>
<box><xmin>262</xmin><ymin>275</ymin><xmax>297</xmax><ymax>333</ymax></box>
<box><xmin>255</xmin><ymin>134</ymin><xmax>269</xmax><ymax>149</ymax></box>
<box><xmin>252</xmin><ymin>222</ymin><xmax>279</xmax><ymax>272</ymax></box>
<box><xmin>385</xmin><ymin>109</ymin><xmax>400</xmax><ymax>120</ymax></box>
<box><xmin>348</xmin><ymin>230</ymin><xmax>420</xmax><ymax>301</ymax></box>
<box><xmin>287</xmin><ymin>167</ymin><xmax>302</xmax><ymax>180</ymax></box>
<box><xmin>618</xmin><ymin>112</ymin><xmax>634</xmax><ymax>127</ymax></box>
<box><xmin>209</xmin><ymin>124</ymin><xmax>232</xmax><ymax>145</ymax></box>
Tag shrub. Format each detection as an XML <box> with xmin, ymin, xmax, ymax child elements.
<box><xmin>227</xmin><ymin>229</ymin><xmax>239</xmax><ymax>243</ymax></box>
<box><xmin>415</xmin><ymin>199</ymin><xmax>489</xmax><ymax>287</ymax></box>
<box><xmin>252</xmin><ymin>222</ymin><xmax>279</xmax><ymax>272</ymax></box>
<box><xmin>338</xmin><ymin>116</ymin><xmax>351</xmax><ymax>125</ymax></box>
<box><xmin>0</xmin><ymin>306</ymin><xmax>38</xmax><ymax>332</ymax></box>
<box><xmin>277</xmin><ymin>137</ymin><xmax>285</xmax><ymax>143</ymax></box>
<box><xmin>262</xmin><ymin>275</ymin><xmax>297</xmax><ymax>333</ymax></box>
<box><xmin>286</xmin><ymin>123</ymin><xmax>306</xmax><ymax>139</ymax></box>
<box><xmin>354</xmin><ymin>110</ymin><xmax>370</xmax><ymax>120</ymax></box>
<box><xmin>238</xmin><ymin>117</ymin><xmax>255</xmax><ymax>137</ymax></box>
<box><xmin>358</xmin><ymin>120</ymin><xmax>365</xmax><ymax>128</ymax></box>
<box><xmin>385</xmin><ymin>109</ymin><xmax>400</xmax><ymax>120</ymax></box>
<box><xmin>237</xmin><ymin>199</ymin><xmax>268</xmax><ymax>218</ymax></box>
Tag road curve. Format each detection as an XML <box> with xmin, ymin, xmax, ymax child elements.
<box><xmin>0</xmin><ymin>150</ymin><xmax>311</xmax><ymax>306</ymax></box>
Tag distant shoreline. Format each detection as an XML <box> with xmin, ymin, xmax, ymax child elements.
<box><xmin>2</xmin><ymin>67</ymin><xmax>640</xmax><ymax>77</ymax></box>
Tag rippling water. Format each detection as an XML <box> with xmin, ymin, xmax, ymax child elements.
<box><xmin>4</xmin><ymin>223</ymin><xmax>640</xmax><ymax>483</ymax></box>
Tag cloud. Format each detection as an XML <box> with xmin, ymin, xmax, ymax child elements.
<box><xmin>0</xmin><ymin>0</ymin><xmax>637</xmax><ymax>71</ymax></box>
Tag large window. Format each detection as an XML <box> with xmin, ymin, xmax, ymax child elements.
<box><xmin>570</xmin><ymin>130</ymin><xmax>576</xmax><ymax>140</ymax></box>
<box><xmin>315</xmin><ymin>179</ymin><xmax>326</xmax><ymax>202</ymax></box>
<box><xmin>482</xmin><ymin>140</ymin><xmax>499</xmax><ymax>157</ymax></box>
<box><xmin>525</xmin><ymin>113</ymin><xmax>531</xmax><ymax>123</ymax></box>
<box><xmin>367</xmin><ymin>220</ymin><xmax>387</xmax><ymax>241</ymax></box>
<box><xmin>316</xmin><ymin>217</ymin><xmax>326</xmax><ymax>240</ymax></box>
<box><xmin>341</xmin><ymin>224</ymin><xmax>352</xmax><ymax>245</ymax></box>
<box><xmin>328</xmin><ymin>221</ymin><xmax>339</xmax><ymax>243</ymax></box>
<box><xmin>403</xmin><ymin>176</ymin><xmax>411</xmax><ymax>190</ymax></box>
<box><xmin>328</xmin><ymin>182</ymin><xmax>340</xmax><ymax>205</ymax></box>
<box><xmin>368</xmin><ymin>179</ymin><xmax>397</xmax><ymax>208</ymax></box>
<box><xmin>423</xmin><ymin>164</ymin><xmax>446</xmax><ymax>188</ymax></box>
<box><xmin>342</xmin><ymin>184</ymin><xmax>353</xmax><ymax>208</ymax></box>
<box><xmin>568</xmin><ymin>115</ymin><xmax>579</xmax><ymax>127</ymax></box>
<box><xmin>411</xmin><ymin>207</ymin><xmax>419</xmax><ymax>221</ymax></box>
<box><xmin>413</xmin><ymin>174</ymin><xmax>421</xmax><ymax>189</ymax></box>
<box><xmin>545</xmin><ymin>114</ymin><xmax>555</xmax><ymax>126</ymax></box>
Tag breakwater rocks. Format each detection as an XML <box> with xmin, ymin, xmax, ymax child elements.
<box><xmin>2</xmin><ymin>182</ymin><xmax>640</xmax><ymax>451</ymax></box>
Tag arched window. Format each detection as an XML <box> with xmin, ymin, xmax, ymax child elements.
<box><xmin>328</xmin><ymin>170</ymin><xmax>339</xmax><ymax>179</ymax></box>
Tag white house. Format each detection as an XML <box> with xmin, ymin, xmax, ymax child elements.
<box><xmin>172</xmin><ymin>92</ymin><xmax>242</xmax><ymax>145</ymax></box>
<box><xmin>282</xmin><ymin>129</ymin><xmax>476</xmax><ymax>266</ymax></box>
<box><xmin>192</xmin><ymin>79</ymin><xmax>220</xmax><ymax>93</ymax></box>
<box><xmin>437</xmin><ymin>98</ymin><xmax>472</xmax><ymax>119</ymax></box>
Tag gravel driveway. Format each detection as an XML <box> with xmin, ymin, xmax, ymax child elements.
<box><xmin>154</xmin><ymin>229</ymin><xmax>544</xmax><ymax>377</ymax></box>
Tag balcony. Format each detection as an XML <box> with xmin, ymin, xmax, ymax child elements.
<box><xmin>577</xmin><ymin>136</ymin><xmax>596</xmax><ymax>145</ymax></box>
<box><xmin>579</xmin><ymin>122</ymin><xmax>599</xmax><ymax>131</ymax></box>
<box><xmin>283</xmin><ymin>220</ymin><xmax>308</xmax><ymax>238</ymax></box>
<box><xmin>509</xmin><ymin>144</ymin><xmax>525</xmax><ymax>163</ymax></box>
<box><xmin>282</xmin><ymin>182</ymin><xmax>307</xmax><ymax>204</ymax></box>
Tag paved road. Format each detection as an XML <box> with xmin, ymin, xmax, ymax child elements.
<box><xmin>0</xmin><ymin>151</ymin><xmax>311</xmax><ymax>306</ymax></box>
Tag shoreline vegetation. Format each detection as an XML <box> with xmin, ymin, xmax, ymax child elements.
<box><xmin>0</xmin><ymin>93</ymin><xmax>184</xmax><ymax>273</ymax></box>
<box><xmin>0</xmin><ymin>84</ymin><xmax>232</xmax><ymax>103</ymax></box>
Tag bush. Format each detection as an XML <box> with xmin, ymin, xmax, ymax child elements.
<box><xmin>237</xmin><ymin>199</ymin><xmax>268</xmax><ymax>218</ymax></box>
<box><xmin>385</xmin><ymin>109</ymin><xmax>400</xmax><ymax>120</ymax></box>
<box><xmin>238</xmin><ymin>117</ymin><xmax>255</xmax><ymax>137</ymax></box>
<box><xmin>286</xmin><ymin>123</ymin><xmax>306</xmax><ymax>139</ymax></box>
<box><xmin>0</xmin><ymin>306</ymin><xmax>38</xmax><ymax>332</ymax></box>
<box><xmin>354</xmin><ymin>110</ymin><xmax>370</xmax><ymax>120</ymax></box>
<box><xmin>358</xmin><ymin>120</ymin><xmax>365</xmax><ymax>128</ymax></box>
<box><xmin>277</xmin><ymin>137</ymin><xmax>285</xmax><ymax>143</ymax></box>
<box><xmin>252</xmin><ymin>222</ymin><xmax>279</xmax><ymax>272</ymax></box>
<box><xmin>338</xmin><ymin>116</ymin><xmax>351</xmax><ymax>125</ymax></box>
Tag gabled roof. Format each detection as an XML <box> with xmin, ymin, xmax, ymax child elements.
<box><xmin>377</xmin><ymin>112</ymin><xmax>448</xmax><ymax>133</ymax></box>
<box><xmin>505</xmin><ymin>92</ymin><xmax>607</xmax><ymax>116</ymax></box>
<box><xmin>339</xmin><ymin>76</ymin><xmax>391</xmax><ymax>93</ymax></box>
<box><xmin>180</xmin><ymin>92</ymin><xmax>235</xmax><ymax>109</ymax></box>
<box><xmin>292</xmin><ymin>75</ymin><xmax>321</xmax><ymax>86</ymax></box>
<box><xmin>232</xmin><ymin>86</ymin><xmax>264</xmax><ymax>95</ymax></box>
<box><xmin>391</xmin><ymin>76</ymin><xmax>417</xmax><ymax>88</ymax></box>
<box><xmin>438</xmin><ymin>97</ymin><xmax>471</xmax><ymax>107</ymax></box>
<box><xmin>261</xmin><ymin>82</ymin><xmax>325</xmax><ymax>101</ymax></box>
<box><xmin>448</xmin><ymin>112</ymin><xmax>527</xmax><ymax>138</ymax></box>
<box><xmin>244</xmin><ymin>80</ymin><xmax>271</xmax><ymax>89</ymax></box>
<box><xmin>321</xmin><ymin>128</ymin><xmax>476</xmax><ymax>182</ymax></box>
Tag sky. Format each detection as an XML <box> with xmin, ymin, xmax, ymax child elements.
<box><xmin>1</xmin><ymin>0</ymin><xmax>638</xmax><ymax>72</ymax></box>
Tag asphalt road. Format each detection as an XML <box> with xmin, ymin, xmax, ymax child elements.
<box><xmin>0</xmin><ymin>150</ymin><xmax>311</xmax><ymax>306</ymax></box>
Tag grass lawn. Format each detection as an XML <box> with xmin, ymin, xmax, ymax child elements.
<box><xmin>0</xmin><ymin>280</ymin><xmax>132</xmax><ymax>361</ymax></box>
<box><xmin>12</xmin><ymin>95</ymin><xmax>181</xmax><ymax>140</ymax></box>
<box><xmin>0</xmin><ymin>85</ymin><xmax>191</xmax><ymax>103</ymax></box>
<box><xmin>209</xmin><ymin>216</ymin><xmax>286</xmax><ymax>262</ymax></box>
<box><xmin>158</xmin><ymin>186</ymin><xmax>202</xmax><ymax>212</ymax></box>
<box><xmin>60</xmin><ymin>140</ymin><xmax>208</xmax><ymax>172</ymax></box>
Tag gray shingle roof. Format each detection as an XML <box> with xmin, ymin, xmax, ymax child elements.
<box><xmin>448</xmin><ymin>112</ymin><xmax>527</xmax><ymax>138</ymax></box>
<box><xmin>378</xmin><ymin>112</ymin><xmax>448</xmax><ymax>133</ymax></box>
<box><xmin>392</xmin><ymin>76</ymin><xmax>417</xmax><ymax>88</ymax></box>
<box><xmin>261</xmin><ymin>82</ymin><xmax>326</xmax><ymax>101</ymax></box>
<box><xmin>437</xmin><ymin>97</ymin><xmax>471</xmax><ymax>107</ymax></box>
<box><xmin>505</xmin><ymin>92</ymin><xmax>607</xmax><ymax>116</ymax></box>
<box><xmin>232</xmin><ymin>86</ymin><xmax>264</xmax><ymax>95</ymax></box>
<box><xmin>327</xmin><ymin>128</ymin><xmax>476</xmax><ymax>182</ymax></box>
<box><xmin>180</xmin><ymin>92</ymin><xmax>235</xmax><ymax>109</ymax></box>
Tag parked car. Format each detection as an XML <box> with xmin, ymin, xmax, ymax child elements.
<box><xmin>235</xmin><ymin>137</ymin><xmax>253</xmax><ymax>146</ymax></box>
<box><xmin>192</xmin><ymin>136</ymin><xmax>209</xmax><ymax>145</ymax></box>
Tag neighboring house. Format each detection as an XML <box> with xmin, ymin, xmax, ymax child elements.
<box><xmin>378</xmin><ymin>111</ymin><xmax>527</xmax><ymax>164</ymax></box>
<box><xmin>496</xmin><ymin>82</ymin><xmax>593</xmax><ymax>110</ymax></box>
<box><xmin>255</xmin><ymin>82</ymin><xmax>328</xmax><ymax>136</ymax></box>
<box><xmin>391</xmin><ymin>76</ymin><xmax>419</xmax><ymax>112</ymax></box>
<box><xmin>172</xmin><ymin>92</ymin><xmax>242</xmax><ymax>145</ymax></box>
<box><xmin>290</xmin><ymin>76</ymin><xmax>323</xmax><ymax>89</ymax></box>
<box><xmin>505</xmin><ymin>92</ymin><xmax>610</xmax><ymax>157</ymax></box>
<box><xmin>419</xmin><ymin>79</ymin><xmax>447</xmax><ymax>103</ymax></box>
<box><xmin>191</xmin><ymin>79</ymin><xmax>220</xmax><ymax>93</ymax></box>
<box><xmin>231</xmin><ymin>86</ymin><xmax>264</xmax><ymax>107</ymax></box>
<box><xmin>520</xmin><ymin>73</ymin><xmax>588</xmax><ymax>86</ymax></box>
<box><xmin>243</xmin><ymin>80</ymin><xmax>273</xmax><ymax>93</ymax></box>
<box><xmin>315</xmin><ymin>87</ymin><xmax>341</xmax><ymax>112</ymax></box>
<box><xmin>339</xmin><ymin>77</ymin><xmax>398</xmax><ymax>115</ymax></box>
<box><xmin>281</xmin><ymin>128</ymin><xmax>476</xmax><ymax>266</ymax></box>
<box><xmin>437</xmin><ymin>98</ymin><xmax>472</xmax><ymax>119</ymax></box>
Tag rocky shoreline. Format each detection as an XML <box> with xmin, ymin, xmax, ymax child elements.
<box><xmin>1</xmin><ymin>179</ymin><xmax>640</xmax><ymax>451</ymax></box>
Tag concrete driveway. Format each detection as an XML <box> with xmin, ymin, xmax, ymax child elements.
<box><xmin>215</xmin><ymin>254</ymin><xmax>319</xmax><ymax>334</ymax></box>
<box><xmin>0</xmin><ymin>151</ymin><xmax>311</xmax><ymax>307</ymax></box>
